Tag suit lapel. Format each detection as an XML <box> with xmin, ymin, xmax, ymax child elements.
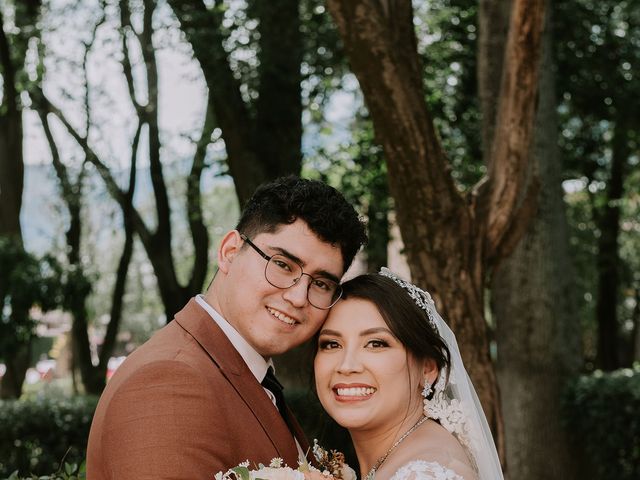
<box><xmin>286</xmin><ymin>405</ymin><xmax>314</xmax><ymax>464</ymax></box>
<box><xmin>174</xmin><ymin>299</ymin><xmax>299</xmax><ymax>467</ymax></box>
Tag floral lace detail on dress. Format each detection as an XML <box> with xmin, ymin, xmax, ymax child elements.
<box><xmin>389</xmin><ymin>460</ymin><xmax>464</xmax><ymax>480</ymax></box>
<box><xmin>425</xmin><ymin>394</ymin><xmax>474</xmax><ymax>452</ymax></box>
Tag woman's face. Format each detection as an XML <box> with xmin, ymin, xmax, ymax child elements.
<box><xmin>314</xmin><ymin>298</ymin><xmax>425</xmax><ymax>432</ymax></box>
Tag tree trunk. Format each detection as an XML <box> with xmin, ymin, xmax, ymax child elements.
<box><xmin>0</xmin><ymin>10</ymin><xmax>24</xmax><ymax>239</ymax></box>
<box><xmin>326</xmin><ymin>0</ymin><xmax>546</xmax><ymax>462</ymax></box>
<box><xmin>0</xmin><ymin>342</ymin><xmax>31</xmax><ymax>399</ymax></box>
<box><xmin>489</xmin><ymin>5</ymin><xmax>582</xmax><ymax>478</ymax></box>
<box><xmin>478</xmin><ymin>0</ymin><xmax>512</xmax><ymax>152</ymax></box>
<box><xmin>0</xmin><ymin>4</ymin><xmax>37</xmax><ymax>399</ymax></box>
<box><xmin>595</xmin><ymin>117</ymin><xmax>628</xmax><ymax>370</ymax></box>
<box><xmin>167</xmin><ymin>0</ymin><xmax>304</xmax><ymax>205</ymax></box>
<box><xmin>254</xmin><ymin>0</ymin><xmax>303</xmax><ymax>177</ymax></box>
<box><xmin>632</xmin><ymin>288</ymin><xmax>640</xmax><ymax>362</ymax></box>
<box><xmin>365</xmin><ymin>201</ymin><xmax>389</xmax><ymax>273</ymax></box>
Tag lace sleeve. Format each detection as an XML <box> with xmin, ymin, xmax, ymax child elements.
<box><xmin>389</xmin><ymin>460</ymin><xmax>464</xmax><ymax>480</ymax></box>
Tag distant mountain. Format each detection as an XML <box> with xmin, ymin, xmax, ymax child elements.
<box><xmin>22</xmin><ymin>164</ymin><xmax>64</xmax><ymax>254</ymax></box>
<box><xmin>21</xmin><ymin>162</ymin><xmax>234</xmax><ymax>255</ymax></box>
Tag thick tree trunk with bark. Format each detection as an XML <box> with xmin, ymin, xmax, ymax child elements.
<box><xmin>0</xmin><ymin>2</ymin><xmax>40</xmax><ymax>398</ymax></box>
<box><xmin>365</xmin><ymin>201</ymin><xmax>389</xmax><ymax>273</ymax></box>
<box><xmin>0</xmin><ymin>343</ymin><xmax>31</xmax><ymax>399</ymax></box>
<box><xmin>595</xmin><ymin>117</ymin><xmax>628</xmax><ymax>370</ymax></box>
<box><xmin>0</xmin><ymin>10</ymin><xmax>24</xmax><ymax>239</ymax></box>
<box><xmin>167</xmin><ymin>0</ymin><xmax>304</xmax><ymax>205</ymax></box>
<box><xmin>633</xmin><ymin>288</ymin><xmax>640</xmax><ymax>362</ymax></box>
<box><xmin>488</xmin><ymin>5</ymin><xmax>582</xmax><ymax>477</ymax></box>
<box><xmin>326</xmin><ymin>0</ymin><xmax>546</xmax><ymax>462</ymax></box>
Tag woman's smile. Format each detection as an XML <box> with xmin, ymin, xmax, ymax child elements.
<box><xmin>333</xmin><ymin>383</ymin><xmax>377</xmax><ymax>401</ymax></box>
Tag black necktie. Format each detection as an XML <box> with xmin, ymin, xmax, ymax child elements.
<box><xmin>262</xmin><ymin>367</ymin><xmax>294</xmax><ymax>435</ymax></box>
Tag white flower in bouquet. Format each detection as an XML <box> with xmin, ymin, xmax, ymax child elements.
<box><xmin>214</xmin><ymin>441</ymin><xmax>355</xmax><ymax>480</ymax></box>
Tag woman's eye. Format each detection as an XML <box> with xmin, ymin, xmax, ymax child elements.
<box><xmin>318</xmin><ymin>340</ymin><xmax>340</xmax><ymax>350</ymax></box>
<box><xmin>367</xmin><ymin>339</ymin><xmax>389</xmax><ymax>348</ymax></box>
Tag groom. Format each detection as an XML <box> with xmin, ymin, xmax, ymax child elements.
<box><xmin>86</xmin><ymin>176</ymin><xmax>367</xmax><ymax>480</ymax></box>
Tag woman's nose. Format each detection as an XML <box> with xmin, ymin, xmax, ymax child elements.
<box><xmin>336</xmin><ymin>348</ymin><xmax>363</xmax><ymax>374</ymax></box>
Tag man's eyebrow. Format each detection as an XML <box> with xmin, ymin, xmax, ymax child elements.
<box><xmin>268</xmin><ymin>245</ymin><xmax>341</xmax><ymax>283</ymax></box>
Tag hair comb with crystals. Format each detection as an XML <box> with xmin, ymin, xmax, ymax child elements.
<box><xmin>378</xmin><ymin>267</ymin><xmax>438</xmax><ymax>330</ymax></box>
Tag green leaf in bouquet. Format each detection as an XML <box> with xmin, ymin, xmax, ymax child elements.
<box><xmin>231</xmin><ymin>466</ymin><xmax>251</xmax><ymax>480</ymax></box>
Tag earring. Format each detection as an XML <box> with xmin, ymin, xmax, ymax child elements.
<box><xmin>422</xmin><ymin>379</ymin><xmax>433</xmax><ymax>399</ymax></box>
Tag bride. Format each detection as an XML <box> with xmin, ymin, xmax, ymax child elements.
<box><xmin>313</xmin><ymin>269</ymin><xmax>503</xmax><ymax>480</ymax></box>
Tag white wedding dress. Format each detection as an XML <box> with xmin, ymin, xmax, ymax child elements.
<box><xmin>389</xmin><ymin>461</ymin><xmax>464</xmax><ymax>480</ymax></box>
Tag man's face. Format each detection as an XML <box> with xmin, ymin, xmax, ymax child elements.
<box><xmin>212</xmin><ymin>219</ymin><xmax>344</xmax><ymax>357</ymax></box>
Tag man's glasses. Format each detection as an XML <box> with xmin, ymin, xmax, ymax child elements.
<box><xmin>240</xmin><ymin>233</ymin><xmax>342</xmax><ymax>309</ymax></box>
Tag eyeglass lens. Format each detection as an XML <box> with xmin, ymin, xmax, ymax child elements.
<box><xmin>265</xmin><ymin>254</ymin><xmax>341</xmax><ymax>309</ymax></box>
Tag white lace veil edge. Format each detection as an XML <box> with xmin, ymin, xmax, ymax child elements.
<box><xmin>378</xmin><ymin>268</ymin><xmax>503</xmax><ymax>480</ymax></box>
<box><xmin>433</xmin><ymin>312</ymin><xmax>504</xmax><ymax>480</ymax></box>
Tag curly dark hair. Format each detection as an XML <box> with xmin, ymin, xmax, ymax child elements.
<box><xmin>235</xmin><ymin>176</ymin><xmax>367</xmax><ymax>272</ymax></box>
<box><xmin>339</xmin><ymin>274</ymin><xmax>451</xmax><ymax>374</ymax></box>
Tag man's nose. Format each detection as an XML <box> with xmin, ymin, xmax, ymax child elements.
<box><xmin>282</xmin><ymin>274</ymin><xmax>310</xmax><ymax>307</ymax></box>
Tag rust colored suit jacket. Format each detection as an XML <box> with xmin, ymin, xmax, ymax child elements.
<box><xmin>86</xmin><ymin>298</ymin><xmax>310</xmax><ymax>480</ymax></box>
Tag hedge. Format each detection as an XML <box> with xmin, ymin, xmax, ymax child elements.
<box><xmin>0</xmin><ymin>389</ymin><xmax>349</xmax><ymax>479</ymax></box>
<box><xmin>0</xmin><ymin>396</ymin><xmax>97</xmax><ymax>479</ymax></box>
<box><xmin>3</xmin><ymin>369</ymin><xmax>639</xmax><ymax>480</ymax></box>
<box><xmin>563</xmin><ymin>365</ymin><xmax>640</xmax><ymax>480</ymax></box>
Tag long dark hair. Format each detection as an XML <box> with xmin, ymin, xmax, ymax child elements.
<box><xmin>339</xmin><ymin>274</ymin><xmax>451</xmax><ymax>373</ymax></box>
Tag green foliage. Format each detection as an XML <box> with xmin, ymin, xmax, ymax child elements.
<box><xmin>0</xmin><ymin>396</ymin><xmax>97</xmax><ymax>478</ymax></box>
<box><xmin>555</xmin><ymin>0</ymin><xmax>640</xmax><ymax>367</ymax></box>
<box><xmin>306</xmin><ymin>115</ymin><xmax>390</xmax><ymax>270</ymax></box>
<box><xmin>299</xmin><ymin>0</ymin><xmax>349</xmax><ymax>117</ymax></box>
<box><xmin>415</xmin><ymin>0</ymin><xmax>483</xmax><ymax>188</ymax></box>
<box><xmin>563</xmin><ymin>366</ymin><xmax>640</xmax><ymax>480</ymax></box>
<box><xmin>0</xmin><ymin>238</ymin><xmax>64</xmax><ymax>362</ymax></box>
<box><xmin>4</xmin><ymin>461</ymin><xmax>85</xmax><ymax>480</ymax></box>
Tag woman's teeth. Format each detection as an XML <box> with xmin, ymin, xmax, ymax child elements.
<box><xmin>336</xmin><ymin>387</ymin><xmax>376</xmax><ymax>397</ymax></box>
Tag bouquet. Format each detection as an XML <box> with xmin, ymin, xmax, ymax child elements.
<box><xmin>214</xmin><ymin>441</ymin><xmax>356</xmax><ymax>480</ymax></box>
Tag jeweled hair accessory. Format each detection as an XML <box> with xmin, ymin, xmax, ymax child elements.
<box><xmin>379</xmin><ymin>267</ymin><xmax>438</xmax><ymax>330</ymax></box>
<box><xmin>377</xmin><ymin>267</ymin><xmax>504</xmax><ymax>480</ymax></box>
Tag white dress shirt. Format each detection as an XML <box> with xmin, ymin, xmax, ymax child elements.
<box><xmin>194</xmin><ymin>295</ymin><xmax>305</xmax><ymax>460</ymax></box>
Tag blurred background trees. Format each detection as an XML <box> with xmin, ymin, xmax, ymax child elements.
<box><xmin>0</xmin><ymin>0</ymin><xmax>638</xmax><ymax>478</ymax></box>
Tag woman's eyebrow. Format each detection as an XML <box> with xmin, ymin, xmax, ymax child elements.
<box><xmin>318</xmin><ymin>329</ymin><xmax>342</xmax><ymax>337</ymax></box>
<box><xmin>360</xmin><ymin>327</ymin><xmax>393</xmax><ymax>337</ymax></box>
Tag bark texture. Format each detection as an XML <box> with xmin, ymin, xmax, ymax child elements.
<box><xmin>167</xmin><ymin>0</ymin><xmax>303</xmax><ymax>204</ymax></box>
<box><xmin>0</xmin><ymin>8</ymin><xmax>24</xmax><ymax>239</ymax></box>
<box><xmin>595</xmin><ymin>117</ymin><xmax>629</xmax><ymax>370</ymax></box>
<box><xmin>489</xmin><ymin>5</ymin><xmax>582</xmax><ymax>478</ymax></box>
<box><xmin>326</xmin><ymin>0</ymin><xmax>546</xmax><ymax>462</ymax></box>
<box><xmin>0</xmin><ymin>1</ymin><xmax>41</xmax><ymax>398</ymax></box>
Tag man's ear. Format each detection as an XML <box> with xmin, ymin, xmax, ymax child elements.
<box><xmin>422</xmin><ymin>358</ymin><xmax>439</xmax><ymax>385</ymax></box>
<box><xmin>217</xmin><ymin>230</ymin><xmax>243</xmax><ymax>274</ymax></box>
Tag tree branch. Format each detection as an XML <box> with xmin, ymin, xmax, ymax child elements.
<box><xmin>99</xmin><ymin>120</ymin><xmax>141</xmax><ymax>368</ymax></box>
<box><xmin>186</xmin><ymin>102</ymin><xmax>214</xmax><ymax>293</ymax></box>
<box><xmin>477</xmin><ymin>0</ymin><xmax>546</xmax><ymax>263</ymax></box>
<box><xmin>33</xmin><ymin>89</ymin><xmax>153</xmax><ymax>245</ymax></box>
<box><xmin>167</xmin><ymin>0</ymin><xmax>266</xmax><ymax>203</ymax></box>
<box><xmin>139</xmin><ymin>0</ymin><xmax>172</xmax><ymax>244</ymax></box>
<box><xmin>0</xmin><ymin>10</ymin><xmax>17</xmax><ymax>115</ymax></box>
